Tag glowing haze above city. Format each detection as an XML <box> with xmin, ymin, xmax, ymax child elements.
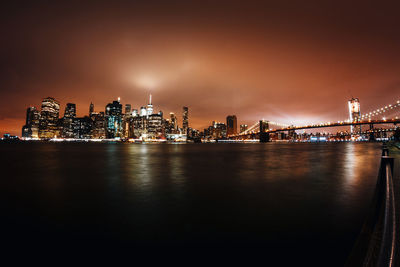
<box><xmin>1</xmin><ymin>0</ymin><xmax>400</xmax><ymax>136</ymax></box>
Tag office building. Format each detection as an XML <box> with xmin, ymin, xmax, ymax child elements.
<box><xmin>182</xmin><ymin>106</ymin><xmax>188</xmax><ymax>134</ymax></box>
<box><xmin>170</xmin><ymin>112</ymin><xmax>178</xmax><ymax>133</ymax></box>
<box><xmin>62</xmin><ymin>103</ymin><xmax>76</xmax><ymax>138</ymax></box>
<box><xmin>73</xmin><ymin>116</ymin><xmax>93</xmax><ymax>139</ymax></box>
<box><xmin>226</xmin><ymin>115</ymin><xmax>237</xmax><ymax>136</ymax></box>
<box><xmin>146</xmin><ymin>95</ymin><xmax>153</xmax><ymax>116</ymax></box>
<box><xmin>125</xmin><ymin>104</ymin><xmax>131</xmax><ymax>115</ymax></box>
<box><xmin>39</xmin><ymin>97</ymin><xmax>60</xmax><ymax>139</ymax></box>
<box><xmin>147</xmin><ymin>112</ymin><xmax>164</xmax><ymax>138</ymax></box>
<box><xmin>92</xmin><ymin>112</ymin><xmax>106</xmax><ymax>139</ymax></box>
<box><xmin>123</xmin><ymin>104</ymin><xmax>133</xmax><ymax>139</ymax></box>
<box><xmin>212</xmin><ymin>121</ymin><xmax>227</xmax><ymax>139</ymax></box>
<box><xmin>22</xmin><ymin>107</ymin><xmax>40</xmax><ymax>138</ymax></box>
<box><xmin>105</xmin><ymin>99</ymin><xmax>123</xmax><ymax>138</ymax></box>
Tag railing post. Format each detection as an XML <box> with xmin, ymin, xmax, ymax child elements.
<box><xmin>376</xmin><ymin>155</ymin><xmax>396</xmax><ymax>267</ymax></box>
<box><xmin>345</xmin><ymin>150</ymin><xmax>397</xmax><ymax>267</ymax></box>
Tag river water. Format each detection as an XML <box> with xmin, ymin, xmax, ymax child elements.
<box><xmin>0</xmin><ymin>142</ymin><xmax>382</xmax><ymax>265</ymax></box>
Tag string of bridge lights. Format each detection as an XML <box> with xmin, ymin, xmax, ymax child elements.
<box><xmin>241</xmin><ymin>120</ymin><xmax>291</xmax><ymax>135</ymax></box>
<box><xmin>241</xmin><ymin>122</ymin><xmax>259</xmax><ymax>134</ymax></box>
<box><xmin>298</xmin><ymin>99</ymin><xmax>400</xmax><ymax>126</ymax></box>
<box><xmin>360</xmin><ymin>100</ymin><xmax>400</xmax><ymax>120</ymax></box>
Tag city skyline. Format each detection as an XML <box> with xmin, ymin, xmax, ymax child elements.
<box><xmin>2</xmin><ymin>1</ymin><xmax>400</xmax><ymax>136</ymax></box>
<box><xmin>13</xmin><ymin>93</ymin><xmax>399</xmax><ymax>142</ymax></box>
<box><xmin>20</xmin><ymin>95</ymin><xmax>199</xmax><ymax>141</ymax></box>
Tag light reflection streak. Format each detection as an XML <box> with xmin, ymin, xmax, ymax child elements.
<box><xmin>343</xmin><ymin>143</ymin><xmax>356</xmax><ymax>187</ymax></box>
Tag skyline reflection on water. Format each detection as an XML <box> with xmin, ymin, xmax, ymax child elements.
<box><xmin>0</xmin><ymin>142</ymin><xmax>382</xmax><ymax>265</ymax></box>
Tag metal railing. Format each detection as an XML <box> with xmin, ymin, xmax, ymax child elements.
<box><xmin>346</xmin><ymin>143</ymin><xmax>397</xmax><ymax>266</ymax></box>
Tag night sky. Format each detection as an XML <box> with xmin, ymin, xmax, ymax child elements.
<box><xmin>1</xmin><ymin>0</ymin><xmax>400</xmax><ymax>135</ymax></box>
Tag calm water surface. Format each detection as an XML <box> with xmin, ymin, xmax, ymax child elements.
<box><xmin>0</xmin><ymin>142</ymin><xmax>382</xmax><ymax>265</ymax></box>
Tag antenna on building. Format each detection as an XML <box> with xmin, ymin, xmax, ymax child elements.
<box><xmin>149</xmin><ymin>94</ymin><xmax>152</xmax><ymax>105</ymax></box>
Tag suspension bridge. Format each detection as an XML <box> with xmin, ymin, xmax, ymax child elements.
<box><xmin>229</xmin><ymin>99</ymin><xmax>400</xmax><ymax>142</ymax></box>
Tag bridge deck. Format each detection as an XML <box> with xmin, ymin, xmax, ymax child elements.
<box><xmin>266</xmin><ymin>119</ymin><xmax>400</xmax><ymax>133</ymax></box>
<box><xmin>232</xmin><ymin>119</ymin><xmax>400</xmax><ymax>138</ymax></box>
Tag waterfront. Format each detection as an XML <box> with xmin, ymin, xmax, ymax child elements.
<box><xmin>0</xmin><ymin>142</ymin><xmax>382</xmax><ymax>265</ymax></box>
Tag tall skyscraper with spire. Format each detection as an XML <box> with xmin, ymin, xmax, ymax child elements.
<box><xmin>146</xmin><ymin>94</ymin><xmax>153</xmax><ymax>116</ymax></box>
<box><xmin>89</xmin><ymin>102</ymin><xmax>94</xmax><ymax>116</ymax></box>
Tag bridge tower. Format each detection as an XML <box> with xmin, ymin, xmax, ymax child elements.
<box><xmin>348</xmin><ymin>98</ymin><xmax>361</xmax><ymax>135</ymax></box>
<box><xmin>259</xmin><ymin>120</ymin><xmax>270</xmax><ymax>142</ymax></box>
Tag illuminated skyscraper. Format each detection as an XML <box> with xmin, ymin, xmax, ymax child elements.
<box><xmin>73</xmin><ymin>116</ymin><xmax>93</xmax><ymax>139</ymax></box>
<box><xmin>39</xmin><ymin>97</ymin><xmax>60</xmax><ymax>138</ymax></box>
<box><xmin>89</xmin><ymin>102</ymin><xmax>94</xmax><ymax>116</ymax></box>
<box><xmin>226</xmin><ymin>115</ymin><xmax>237</xmax><ymax>136</ymax></box>
<box><xmin>146</xmin><ymin>95</ymin><xmax>153</xmax><ymax>116</ymax></box>
<box><xmin>62</xmin><ymin>103</ymin><xmax>76</xmax><ymax>138</ymax></box>
<box><xmin>123</xmin><ymin>104</ymin><xmax>132</xmax><ymax>138</ymax></box>
<box><xmin>182</xmin><ymin>106</ymin><xmax>189</xmax><ymax>134</ymax></box>
<box><xmin>25</xmin><ymin>107</ymin><xmax>37</xmax><ymax>126</ymax></box>
<box><xmin>147</xmin><ymin>112</ymin><xmax>164</xmax><ymax>137</ymax></box>
<box><xmin>22</xmin><ymin>107</ymin><xmax>40</xmax><ymax>138</ymax></box>
<box><xmin>125</xmin><ymin>104</ymin><xmax>132</xmax><ymax>115</ymax></box>
<box><xmin>92</xmin><ymin>112</ymin><xmax>106</xmax><ymax>139</ymax></box>
<box><xmin>212</xmin><ymin>121</ymin><xmax>227</xmax><ymax>139</ymax></box>
<box><xmin>105</xmin><ymin>99</ymin><xmax>123</xmax><ymax>138</ymax></box>
<box><xmin>170</xmin><ymin>112</ymin><xmax>178</xmax><ymax>132</ymax></box>
<box><xmin>64</xmin><ymin>103</ymin><xmax>76</xmax><ymax>118</ymax></box>
<box><xmin>140</xmin><ymin>106</ymin><xmax>147</xmax><ymax>116</ymax></box>
<box><xmin>169</xmin><ymin>112</ymin><xmax>178</xmax><ymax>133</ymax></box>
<box><xmin>348</xmin><ymin>98</ymin><xmax>361</xmax><ymax>134</ymax></box>
<box><xmin>133</xmin><ymin>115</ymin><xmax>147</xmax><ymax>138</ymax></box>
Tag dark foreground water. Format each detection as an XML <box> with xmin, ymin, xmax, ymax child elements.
<box><xmin>0</xmin><ymin>142</ymin><xmax>382</xmax><ymax>265</ymax></box>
